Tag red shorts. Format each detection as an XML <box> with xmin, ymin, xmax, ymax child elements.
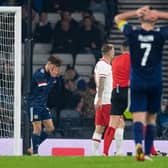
<box><xmin>95</xmin><ymin>104</ymin><xmax>111</xmax><ymax>126</ymax></box>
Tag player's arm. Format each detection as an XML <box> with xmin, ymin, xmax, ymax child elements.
<box><xmin>114</xmin><ymin>11</ymin><xmax>136</xmax><ymax>25</ymax></box>
<box><xmin>95</xmin><ymin>77</ymin><xmax>105</xmax><ymax>110</ymax></box>
<box><xmin>151</xmin><ymin>10</ymin><xmax>168</xmax><ymax>20</ymax></box>
<box><xmin>114</xmin><ymin>6</ymin><xmax>150</xmax><ymax>31</ymax></box>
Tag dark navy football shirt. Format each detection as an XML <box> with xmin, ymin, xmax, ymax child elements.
<box><xmin>27</xmin><ymin>67</ymin><xmax>57</xmax><ymax>107</ymax></box>
<box><xmin>120</xmin><ymin>23</ymin><xmax>168</xmax><ymax>87</ymax></box>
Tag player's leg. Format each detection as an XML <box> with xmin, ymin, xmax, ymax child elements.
<box><xmin>92</xmin><ymin>104</ymin><xmax>110</xmax><ymax>155</ymax></box>
<box><xmin>42</xmin><ymin>119</ymin><xmax>55</xmax><ymax>143</ymax></box>
<box><xmin>92</xmin><ymin>125</ymin><xmax>105</xmax><ymax>155</ymax></box>
<box><xmin>144</xmin><ymin>113</ymin><xmax>156</xmax><ymax>158</ymax></box>
<box><xmin>144</xmin><ymin>125</ymin><xmax>157</xmax><ymax>155</ymax></box>
<box><xmin>32</xmin><ymin>121</ymin><xmax>42</xmax><ymax>154</ymax></box>
<box><xmin>150</xmin><ymin>143</ymin><xmax>157</xmax><ymax>155</ymax></box>
<box><xmin>144</xmin><ymin>87</ymin><xmax>161</xmax><ymax>158</ymax></box>
<box><xmin>104</xmin><ymin>88</ymin><xmax>128</xmax><ymax>156</ymax></box>
<box><xmin>133</xmin><ymin>112</ymin><xmax>146</xmax><ymax>161</ymax></box>
<box><xmin>114</xmin><ymin>88</ymin><xmax>128</xmax><ymax>156</ymax></box>
<box><xmin>103</xmin><ymin>115</ymin><xmax>120</xmax><ymax>156</ymax></box>
<box><xmin>115</xmin><ymin>118</ymin><xmax>125</xmax><ymax>155</ymax></box>
<box><xmin>28</xmin><ymin>106</ymin><xmax>42</xmax><ymax>155</ymax></box>
<box><xmin>40</xmin><ymin>108</ymin><xmax>55</xmax><ymax>144</ymax></box>
<box><xmin>131</xmin><ymin>89</ymin><xmax>147</xmax><ymax>161</ymax></box>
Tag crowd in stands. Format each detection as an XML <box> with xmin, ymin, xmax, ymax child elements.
<box><xmin>21</xmin><ymin>8</ymin><xmax>113</xmax><ymax>61</ymax></box>
<box><xmin>18</xmin><ymin>1</ymin><xmax>118</xmax><ymax>137</ymax></box>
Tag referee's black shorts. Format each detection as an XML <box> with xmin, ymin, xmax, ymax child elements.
<box><xmin>110</xmin><ymin>87</ymin><xmax>129</xmax><ymax>115</ymax></box>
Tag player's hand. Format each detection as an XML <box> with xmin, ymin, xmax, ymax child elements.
<box><xmin>136</xmin><ymin>6</ymin><xmax>150</xmax><ymax>17</ymax></box>
<box><xmin>95</xmin><ymin>98</ymin><xmax>102</xmax><ymax>110</ymax></box>
<box><xmin>149</xmin><ymin>10</ymin><xmax>159</xmax><ymax>22</ymax></box>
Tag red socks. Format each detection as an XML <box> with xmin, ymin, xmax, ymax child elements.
<box><xmin>151</xmin><ymin>144</ymin><xmax>157</xmax><ymax>155</ymax></box>
<box><xmin>103</xmin><ymin>127</ymin><xmax>115</xmax><ymax>156</ymax></box>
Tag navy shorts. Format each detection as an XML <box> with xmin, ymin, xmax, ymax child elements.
<box><xmin>111</xmin><ymin>87</ymin><xmax>128</xmax><ymax>115</ymax></box>
<box><xmin>130</xmin><ymin>84</ymin><xmax>162</xmax><ymax>114</ymax></box>
<box><xmin>28</xmin><ymin>106</ymin><xmax>51</xmax><ymax>122</ymax></box>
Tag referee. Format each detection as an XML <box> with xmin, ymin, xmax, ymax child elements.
<box><xmin>103</xmin><ymin>41</ymin><xmax>130</xmax><ymax>156</ymax></box>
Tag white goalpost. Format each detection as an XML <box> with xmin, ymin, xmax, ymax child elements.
<box><xmin>0</xmin><ymin>7</ymin><xmax>22</xmax><ymax>155</ymax></box>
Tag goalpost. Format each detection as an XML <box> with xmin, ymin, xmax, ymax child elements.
<box><xmin>0</xmin><ymin>7</ymin><xmax>22</xmax><ymax>155</ymax></box>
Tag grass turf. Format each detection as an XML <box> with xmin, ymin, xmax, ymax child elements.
<box><xmin>0</xmin><ymin>156</ymin><xmax>167</xmax><ymax>168</ymax></box>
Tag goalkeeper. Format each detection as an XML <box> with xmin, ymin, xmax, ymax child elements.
<box><xmin>27</xmin><ymin>55</ymin><xmax>62</xmax><ymax>155</ymax></box>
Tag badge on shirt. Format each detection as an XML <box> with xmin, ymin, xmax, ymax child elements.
<box><xmin>33</xmin><ymin>115</ymin><xmax>38</xmax><ymax>119</ymax></box>
<box><xmin>40</xmin><ymin>68</ymin><xmax>45</xmax><ymax>73</ymax></box>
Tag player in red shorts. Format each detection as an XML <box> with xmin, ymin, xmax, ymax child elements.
<box><xmin>91</xmin><ymin>43</ymin><xmax>114</xmax><ymax>155</ymax></box>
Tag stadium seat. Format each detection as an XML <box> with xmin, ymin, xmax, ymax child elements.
<box><xmin>71</xmin><ymin>12</ymin><xmax>82</xmax><ymax>22</ymax></box>
<box><xmin>75</xmin><ymin>65</ymin><xmax>93</xmax><ymax>78</ymax></box>
<box><xmin>33</xmin><ymin>53</ymin><xmax>50</xmax><ymax>65</ymax></box>
<box><xmin>59</xmin><ymin>109</ymin><xmax>82</xmax><ymax>129</ymax></box>
<box><xmin>93</xmin><ymin>12</ymin><xmax>105</xmax><ymax>26</ymax></box>
<box><xmin>75</xmin><ymin>53</ymin><xmax>96</xmax><ymax>66</ymax></box>
<box><xmin>52</xmin><ymin>53</ymin><xmax>73</xmax><ymax>66</ymax></box>
<box><xmin>33</xmin><ymin>43</ymin><xmax>52</xmax><ymax>54</ymax></box>
<box><xmin>48</xmin><ymin>13</ymin><xmax>61</xmax><ymax>29</ymax></box>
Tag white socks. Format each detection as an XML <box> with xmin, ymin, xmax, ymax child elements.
<box><xmin>92</xmin><ymin>132</ymin><xmax>102</xmax><ymax>156</ymax></box>
<box><xmin>114</xmin><ymin>128</ymin><xmax>124</xmax><ymax>155</ymax></box>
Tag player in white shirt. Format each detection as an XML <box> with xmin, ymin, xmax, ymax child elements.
<box><xmin>92</xmin><ymin>43</ymin><xmax>114</xmax><ymax>155</ymax></box>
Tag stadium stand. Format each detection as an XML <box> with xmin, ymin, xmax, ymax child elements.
<box><xmin>47</xmin><ymin>13</ymin><xmax>61</xmax><ymax>29</ymax></box>
<box><xmin>75</xmin><ymin>53</ymin><xmax>96</xmax><ymax>66</ymax></box>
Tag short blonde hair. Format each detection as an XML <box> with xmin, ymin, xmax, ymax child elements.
<box><xmin>101</xmin><ymin>43</ymin><xmax>114</xmax><ymax>55</ymax></box>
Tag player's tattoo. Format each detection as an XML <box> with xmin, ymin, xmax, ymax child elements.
<box><xmin>98</xmin><ymin>77</ymin><xmax>105</xmax><ymax>98</ymax></box>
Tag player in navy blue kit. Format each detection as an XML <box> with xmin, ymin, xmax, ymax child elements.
<box><xmin>115</xmin><ymin>6</ymin><xmax>168</xmax><ymax>161</ymax></box>
<box><xmin>27</xmin><ymin>55</ymin><xmax>62</xmax><ymax>155</ymax></box>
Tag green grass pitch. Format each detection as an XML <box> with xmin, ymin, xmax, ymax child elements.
<box><xmin>0</xmin><ymin>156</ymin><xmax>167</xmax><ymax>168</ymax></box>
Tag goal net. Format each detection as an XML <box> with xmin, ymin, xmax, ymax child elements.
<box><xmin>0</xmin><ymin>7</ymin><xmax>21</xmax><ymax>155</ymax></box>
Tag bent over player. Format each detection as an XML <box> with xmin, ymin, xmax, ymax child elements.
<box><xmin>27</xmin><ymin>55</ymin><xmax>61</xmax><ymax>155</ymax></box>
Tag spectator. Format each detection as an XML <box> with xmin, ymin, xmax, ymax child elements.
<box><xmin>78</xmin><ymin>16</ymin><xmax>102</xmax><ymax>61</ymax></box>
<box><xmin>33</xmin><ymin>12</ymin><xmax>52</xmax><ymax>43</ymax></box>
<box><xmin>81</xmin><ymin>10</ymin><xmax>106</xmax><ymax>41</ymax></box>
<box><xmin>63</xmin><ymin>79</ymin><xmax>82</xmax><ymax>111</ymax></box>
<box><xmin>81</xmin><ymin>77</ymin><xmax>96</xmax><ymax>119</ymax></box>
<box><xmin>54</xmin><ymin>10</ymin><xmax>78</xmax><ymax>32</ymax></box>
<box><xmin>64</xmin><ymin>65</ymin><xmax>86</xmax><ymax>92</ymax></box>
<box><xmin>51</xmin><ymin>20</ymin><xmax>77</xmax><ymax>54</ymax></box>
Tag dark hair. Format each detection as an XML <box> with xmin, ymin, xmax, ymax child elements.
<box><xmin>83</xmin><ymin>15</ymin><xmax>92</xmax><ymax>20</ymax></box>
<box><xmin>60</xmin><ymin>10</ymin><xmax>71</xmax><ymax>18</ymax></box>
<box><xmin>48</xmin><ymin>55</ymin><xmax>62</xmax><ymax>66</ymax></box>
<box><xmin>101</xmin><ymin>43</ymin><xmax>114</xmax><ymax>55</ymax></box>
<box><xmin>39</xmin><ymin>11</ymin><xmax>47</xmax><ymax>17</ymax></box>
<box><xmin>66</xmin><ymin>64</ymin><xmax>74</xmax><ymax>70</ymax></box>
<box><xmin>122</xmin><ymin>40</ymin><xmax>129</xmax><ymax>48</ymax></box>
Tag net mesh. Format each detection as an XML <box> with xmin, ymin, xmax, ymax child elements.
<box><xmin>0</xmin><ymin>12</ymin><xmax>15</xmax><ymax>137</ymax></box>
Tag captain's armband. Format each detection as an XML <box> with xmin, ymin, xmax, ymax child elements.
<box><xmin>117</xmin><ymin>20</ymin><xmax>127</xmax><ymax>32</ymax></box>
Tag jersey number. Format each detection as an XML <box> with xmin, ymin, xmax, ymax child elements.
<box><xmin>140</xmin><ymin>43</ymin><xmax>151</xmax><ymax>66</ymax></box>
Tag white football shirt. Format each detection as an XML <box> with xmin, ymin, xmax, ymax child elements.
<box><xmin>94</xmin><ymin>57</ymin><xmax>112</xmax><ymax>104</ymax></box>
